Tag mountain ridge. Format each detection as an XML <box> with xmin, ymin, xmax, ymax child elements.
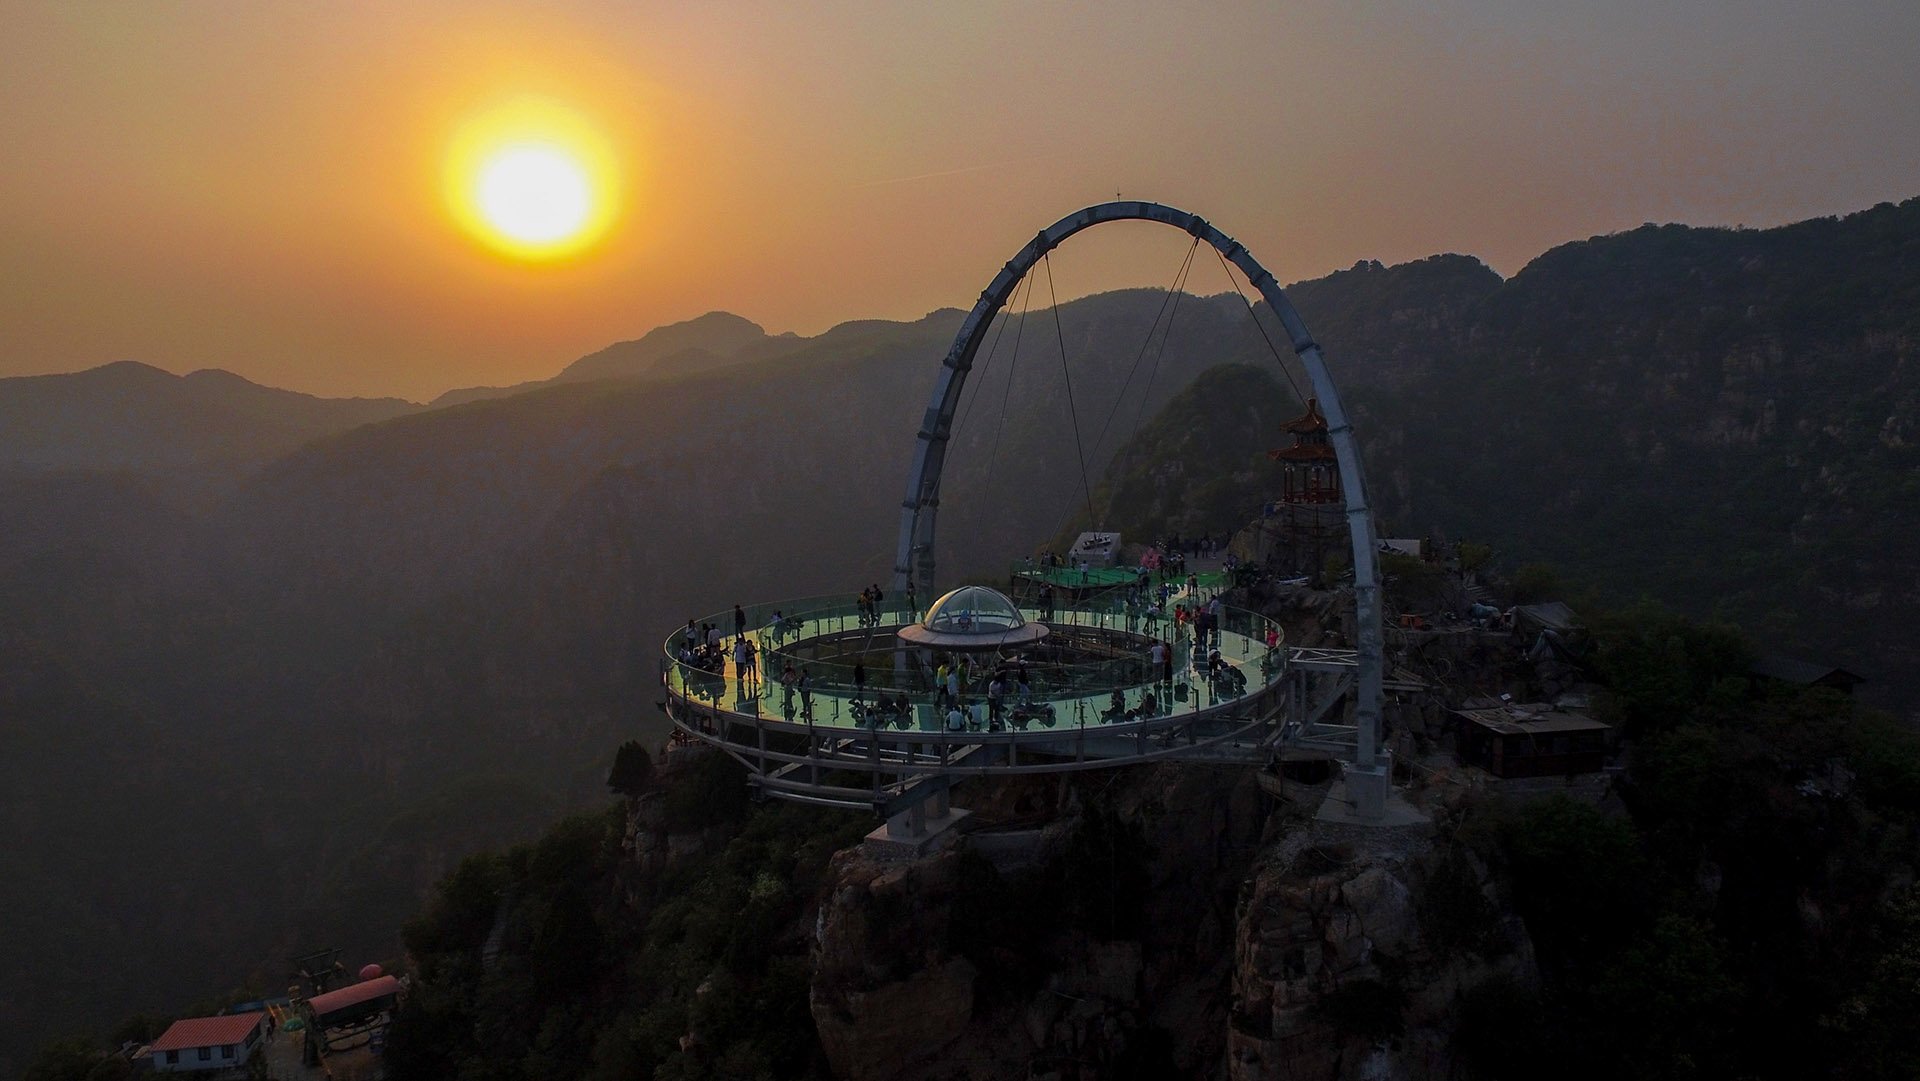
<box><xmin>0</xmin><ymin>360</ymin><xmax>420</xmax><ymax>476</ymax></box>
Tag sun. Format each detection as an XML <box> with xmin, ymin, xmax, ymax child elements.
<box><xmin>446</xmin><ymin>98</ymin><xmax>618</xmax><ymax>260</ymax></box>
<box><xmin>474</xmin><ymin>144</ymin><xmax>593</xmax><ymax>246</ymax></box>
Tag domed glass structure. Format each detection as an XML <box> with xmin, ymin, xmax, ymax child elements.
<box><xmin>897</xmin><ymin>585</ymin><xmax>1048</xmax><ymax>650</ymax></box>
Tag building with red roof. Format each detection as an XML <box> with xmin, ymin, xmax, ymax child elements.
<box><xmin>306</xmin><ymin>973</ymin><xmax>400</xmax><ymax>1025</ymax></box>
<box><xmin>147</xmin><ymin>1012</ymin><xmax>265</xmax><ymax>1073</ymax></box>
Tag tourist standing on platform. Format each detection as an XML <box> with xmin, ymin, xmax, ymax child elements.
<box><xmin>1161</xmin><ymin>639</ymin><xmax>1175</xmax><ymax>685</ymax></box>
<box><xmin>733</xmin><ymin>637</ymin><xmax>754</xmax><ymax>690</ymax></box>
<box><xmin>797</xmin><ymin>666</ymin><xmax>813</xmax><ymax>718</ymax></box>
<box><xmin>853</xmin><ymin>659</ymin><xmax>867</xmax><ymax>704</ymax></box>
<box><xmin>946</xmin><ymin>663</ymin><xmax>962</xmax><ymax>707</ymax></box>
<box><xmin>1149</xmin><ymin>639</ymin><xmax>1166</xmax><ymax>685</ymax></box>
<box><xmin>684</xmin><ymin>619</ymin><xmax>698</xmax><ymax>652</ymax></box>
<box><xmin>987</xmin><ymin>675</ymin><xmax>1005</xmax><ymax>727</ymax></box>
<box><xmin>734</xmin><ymin>604</ymin><xmax>746</xmax><ymax>641</ymax></box>
<box><xmin>781</xmin><ymin>661</ymin><xmax>797</xmax><ymax>714</ymax></box>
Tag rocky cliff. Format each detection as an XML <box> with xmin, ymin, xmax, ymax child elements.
<box><xmin>803</xmin><ymin>765</ymin><xmax>1536</xmax><ymax>1081</ymax></box>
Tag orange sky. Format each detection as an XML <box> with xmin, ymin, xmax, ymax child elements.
<box><xmin>3</xmin><ymin>1</ymin><xmax>1917</xmax><ymax>400</ymax></box>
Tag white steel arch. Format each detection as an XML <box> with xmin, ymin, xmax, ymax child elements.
<box><xmin>890</xmin><ymin>200</ymin><xmax>1389</xmax><ymax>786</ymax></box>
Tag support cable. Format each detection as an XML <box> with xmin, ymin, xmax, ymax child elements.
<box><xmin>1129</xmin><ymin>241</ymin><xmax>1199</xmax><ymax>443</ymax></box>
<box><xmin>1084</xmin><ymin>235</ymin><xmax>1199</xmax><ymax>465</ymax></box>
<box><xmin>952</xmin><ymin>272</ymin><xmax>1031</xmax><ymax>444</ymax></box>
<box><xmin>1044</xmin><ymin>236</ymin><xmax>1199</xmax><ymax>542</ymax></box>
<box><xmin>1210</xmin><ymin>246</ymin><xmax>1309</xmax><ymax>406</ymax></box>
<box><xmin>930</xmin><ymin>274</ymin><xmax>1032</xmax><ymax>510</ymax></box>
<box><xmin>1044</xmin><ymin>252</ymin><xmax>1098</xmax><ymax>529</ymax></box>
<box><xmin>983</xmin><ymin>274</ymin><xmax>1036</xmax><ymax>490</ymax></box>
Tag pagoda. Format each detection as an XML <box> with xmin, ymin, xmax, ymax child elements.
<box><xmin>1233</xmin><ymin>398</ymin><xmax>1346</xmax><ymax>576</ymax></box>
<box><xmin>1269</xmin><ymin>398</ymin><xmax>1341</xmax><ymax>504</ymax></box>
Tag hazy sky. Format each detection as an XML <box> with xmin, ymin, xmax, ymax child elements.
<box><xmin>4</xmin><ymin>1</ymin><xmax>1917</xmax><ymax>400</ymax></box>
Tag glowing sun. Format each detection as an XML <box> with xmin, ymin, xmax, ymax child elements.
<box><xmin>447</xmin><ymin>99</ymin><xmax>618</xmax><ymax>260</ymax></box>
<box><xmin>475</xmin><ymin>144</ymin><xmax>592</xmax><ymax>245</ymax></box>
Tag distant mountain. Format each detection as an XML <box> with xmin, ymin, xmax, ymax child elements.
<box><xmin>430</xmin><ymin>311</ymin><xmax>797</xmax><ymax>408</ymax></box>
<box><xmin>1094</xmin><ymin>200</ymin><xmax>1920</xmax><ymax>711</ymax></box>
<box><xmin>554</xmin><ymin>310</ymin><xmax>777</xmax><ymax>382</ymax></box>
<box><xmin>425</xmin><ymin>308</ymin><xmax>956</xmax><ymax>408</ymax></box>
<box><xmin>0</xmin><ymin>361</ymin><xmax>418</xmax><ymax>475</ymax></box>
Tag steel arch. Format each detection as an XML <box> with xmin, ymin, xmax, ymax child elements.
<box><xmin>889</xmin><ymin>200</ymin><xmax>1386</xmax><ymax>772</ymax></box>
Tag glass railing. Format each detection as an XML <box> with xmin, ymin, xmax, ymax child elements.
<box><xmin>661</xmin><ymin>588</ymin><xmax>1287</xmax><ymax>721</ymax></box>
<box><xmin>1006</xmin><ymin>559</ymin><xmax>1233</xmax><ymax>594</ymax></box>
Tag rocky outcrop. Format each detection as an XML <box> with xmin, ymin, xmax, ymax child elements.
<box><xmin>805</xmin><ymin>764</ymin><xmax>1540</xmax><ymax>1080</ymax></box>
<box><xmin>808</xmin><ymin>764</ymin><xmax>1274</xmax><ymax>1080</ymax></box>
<box><xmin>810</xmin><ymin>849</ymin><xmax>976</xmax><ymax>1081</ymax></box>
<box><xmin>1229</xmin><ymin>818</ymin><xmax>1536</xmax><ymax>1080</ymax></box>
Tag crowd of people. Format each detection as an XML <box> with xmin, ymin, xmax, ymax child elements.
<box><xmin>673</xmin><ymin>568</ymin><xmax>1272</xmax><ymax>728</ymax></box>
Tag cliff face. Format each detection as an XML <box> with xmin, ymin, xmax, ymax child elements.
<box><xmin>808</xmin><ymin>765</ymin><xmax>1270</xmax><ymax>1080</ymax></box>
<box><xmin>1229</xmin><ymin>820</ymin><xmax>1536</xmax><ymax>1080</ymax></box>
<box><xmin>803</xmin><ymin>766</ymin><xmax>1537</xmax><ymax>1081</ymax></box>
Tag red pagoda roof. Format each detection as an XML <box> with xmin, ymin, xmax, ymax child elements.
<box><xmin>150</xmin><ymin>1012</ymin><xmax>263</xmax><ymax>1052</ymax></box>
<box><xmin>1282</xmin><ymin>398</ymin><xmax>1328</xmax><ymax>433</ymax></box>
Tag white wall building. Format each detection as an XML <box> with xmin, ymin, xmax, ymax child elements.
<box><xmin>147</xmin><ymin>1012</ymin><xmax>265</xmax><ymax>1074</ymax></box>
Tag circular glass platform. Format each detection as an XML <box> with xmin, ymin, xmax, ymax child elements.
<box><xmin>660</xmin><ymin>582</ymin><xmax>1286</xmax><ymax>751</ymax></box>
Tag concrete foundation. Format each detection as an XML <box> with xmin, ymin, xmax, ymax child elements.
<box><xmin>1316</xmin><ymin>774</ymin><xmax>1428</xmax><ymax>830</ymax></box>
<box><xmin>864</xmin><ymin>807</ymin><xmax>971</xmax><ymax>860</ymax></box>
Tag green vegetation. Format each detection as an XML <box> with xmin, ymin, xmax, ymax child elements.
<box><xmin>1078</xmin><ymin>363</ymin><xmax>1299</xmax><ymax>545</ymax></box>
<box><xmin>1454</xmin><ymin>607</ymin><xmax>1920</xmax><ymax>1081</ymax></box>
<box><xmin>383</xmin><ymin>750</ymin><xmax>856</xmax><ymax>1081</ymax></box>
<box><xmin>382</xmin><ymin>753</ymin><xmax>1172</xmax><ymax>1079</ymax></box>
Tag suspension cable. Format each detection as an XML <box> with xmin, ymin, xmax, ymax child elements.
<box><xmin>1084</xmin><ymin>235</ymin><xmax>1199</xmax><ymax>466</ymax></box>
<box><xmin>952</xmin><ymin>272</ymin><xmax>1030</xmax><ymax>444</ymax></box>
<box><xmin>983</xmin><ymin>272</ymin><xmax>1036</xmax><ymax>490</ymax></box>
<box><xmin>1038</xmin><ymin>236</ymin><xmax>1200</xmax><ymax>544</ymax></box>
<box><xmin>930</xmin><ymin>273</ymin><xmax>1032</xmax><ymax>509</ymax></box>
<box><xmin>1210</xmin><ymin>246</ymin><xmax>1309</xmax><ymax>406</ymax></box>
<box><xmin>1123</xmin><ymin>237</ymin><xmax>1199</xmax><ymax>449</ymax></box>
<box><xmin>1044</xmin><ymin>252</ymin><xmax>1098</xmax><ymax>529</ymax></box>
